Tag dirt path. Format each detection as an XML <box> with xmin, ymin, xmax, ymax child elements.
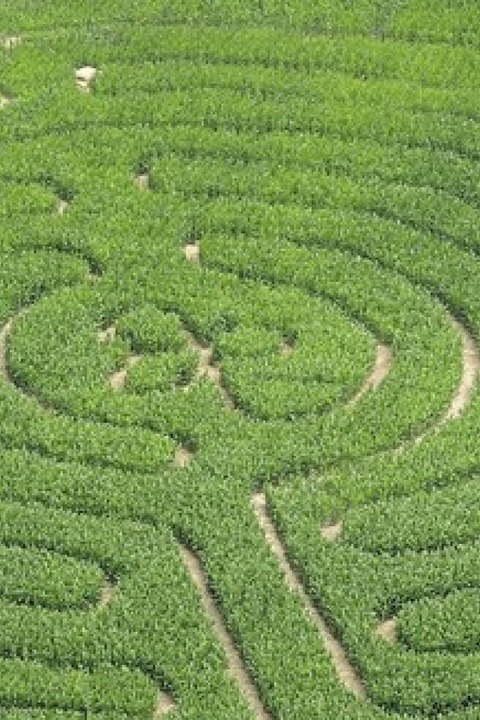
<box><xmin>443</xmin><ymin>319</ymin><xmax>480</xmax><ymax>421</ymax></box>
<box><xmin>152</xmin><ymin>691</ymin><xmax>176</xmax><ymax>718</ymax></box>
<box><xmin>109</xmin><ymin>355</ymin><xmax>142</xmax><ymax>391</ymax></box>
<box><xmin>98</xmin><ymin>325</ymin><xmax>116</xmax><ymax>343</ymax></box>
<box><xmin>180</xmin><ymin>544</ymin><xmax>272</xmax><ymax>720</ymax></box>
<box><xmin>99</xmin><ymin>577</ymin><xmax>119</xmax><ymax>608</ymax></box>
<box><xmin>252</xmin><ymin>492</ymin><xmax>366</xmax><ymax>699</ymax></box>
<box><xmin>394</xmin><ymin>317</ymin><xmax>480</xmax><ymax>453</ymax></box>
<box><xmin>185</xmin><ymin>332</ymin><xmax>235</xmax><ymax>409</ymax></box>
<box><xmin>0</xmin><ymin>320</ymin><xmax>12</xmax><ymax>381</ymax></box>
<box><xmin>348</xmin><ymin>343</ymin><xmax>392</xmax><ymax>406</ymax></box>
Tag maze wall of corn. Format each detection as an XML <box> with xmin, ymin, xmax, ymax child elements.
<box><xmin>1</xmin><ymin>1</ymin><xmax>480</xmax><ymax>717</ymax></box>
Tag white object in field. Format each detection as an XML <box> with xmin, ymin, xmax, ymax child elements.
<box><xmin>184</xmin><ymin>243</ymin><xmax>200</xmax><ymax>262</ymax></box>
<box><xmin>135</xmin><ymin>173</ymin><xmax>149</xmax><ymax>190</ymax></box>
<box><xmin>1</xmin><ymin>36</ymin><xmax>21</xmax><ymax>50</ymax></box>
<box><xmin>75</xmin><ymin>66</ymin><xmax>97</xmax><ymax>90</ymax></box>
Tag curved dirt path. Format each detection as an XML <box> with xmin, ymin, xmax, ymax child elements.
<box><xmin>395</xmin><ymin>317</ymin><xmax>480</xmax><ymax>453</ymax></box>
<box><xmin>252</xmin><ymin>492</ymin><xmax>366</xmax><ymax>699</ymax></box>
<box><xmin>180</xmin><ymin>544</ymin><xmax>272</xmax><ymax>720</ymax></box>
<box><xmin>0</xmin><ymin>320</ymin><xmax>12</xmax><ymax>381</ymax></box>
<box><xmin>443</xmin><ymin>319</ymin><xmax>480</xmax><ymax>422</ymax></box>
<box><xmin>348</xmin><ymin>343</ymin><xmax>393</xmax><ymax>406</ymax></box>
<box><xmin>321</xmin><ymin>521</ymin><xmax>343</xmax><ymax>542</ymax></box>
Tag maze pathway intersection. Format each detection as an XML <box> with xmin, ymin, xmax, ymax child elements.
<box><xmin>1</xmin><ymin>2</ymin><xmax>480</xmax><ymax>718</ymax></box>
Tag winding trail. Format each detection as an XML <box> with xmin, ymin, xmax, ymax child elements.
<box><xmin>180</xmin><ymin>544</ymin><xmax>272</xmax><ymax>720</ymax></box>
<box><xmin>252</xmin><ymin>492</ymin><xmax>366</xmax><ymax>699</ymax></box>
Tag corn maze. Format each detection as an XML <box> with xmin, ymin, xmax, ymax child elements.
<box><xmin>1</xmin><ymin>1</ymin><xmax>480</xmax><ymax>717</ymax></box>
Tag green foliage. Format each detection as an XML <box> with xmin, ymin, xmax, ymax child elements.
<box><xmin>116</xmin><ymin>306</ymin><xmax>186</xmax><ymax>354</ymax></box>
<box><xmin>1</xmin><ymin>2</ymin><xmax>480</xmax><ymax>719</ymax></box>
<box><xmin>125</xmin><ymin>351</ymin><xmax>198</xmax><ymax>394</ymax></box>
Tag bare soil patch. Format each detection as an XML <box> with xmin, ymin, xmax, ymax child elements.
<box><xmin>99</xmin><ymin>577</ymin><xmax>119</xmax><ymax>608</ymax></box>
<box><xmin>174</xmin><ymin>447</ymin><xmax>194</xmax><ymax>468</ymax></box>
<box><xmin>56</xmin><ymin>199</ymin><xmax>69</xmax><ymax>215</ymax></box>
<box><xmin>135</xmin><ymin>173</ymin><xmax>150</xmax><ymax>190</ymax></box>
<box><xmin>321</xmin><ymin>521</ymin><xmax>342</xmax><ymax>542</ymax></box>
<box><xmin>109</xmin><ymin>355</ymin><xmax>141</xmax><ymax>391</ymax></box>
<box><xmin>375</xmin><ymin>619</ymin><xmax>397</xmax><ymax>643</ymax></box>
<box><xmin>184</xmin><ymin>243</ymin><xmax>200</xmax><ymax>263</ymax></box>
<box><xmin>279</xmin><ymin>340</ymin><xmax>294</xmax><ymax>358</ymax></box>
<box><xmin>152</xmin><ymin>690</ymin><xmax>176</xmax><ymax>718</ymax></box>
<box><xmin>98</xmin><ymin>325</ymin><xmax>116</xmax><ymax>343</ymax></box>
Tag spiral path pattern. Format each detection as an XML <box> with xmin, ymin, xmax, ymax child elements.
<box><xmin>1</xmin><ymin>2</ymin><xmax>480</xmax><ymax>718</ymax></box>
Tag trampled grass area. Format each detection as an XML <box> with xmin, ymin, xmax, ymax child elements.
<box><xmin>1</xmin><ymin>1</ymin><xmax>480</xmax><ymax>717</ymax></box>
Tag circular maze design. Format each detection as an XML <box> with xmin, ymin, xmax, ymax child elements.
<box><xmin>1</xmin><ymin>2</ymin><xmax>480</xmax><ymax>718</ymax></box>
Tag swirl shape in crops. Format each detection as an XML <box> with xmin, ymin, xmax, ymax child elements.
<box><xmin>1</xmin><ymin>2</ymin><xmax>480</xmax><ymax>718</ymax></box>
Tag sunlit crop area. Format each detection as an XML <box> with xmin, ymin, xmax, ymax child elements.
<box><xmin>1</xmin><ymin>1</ymin><xmax>480</xmax><ymax>717</ymax></box>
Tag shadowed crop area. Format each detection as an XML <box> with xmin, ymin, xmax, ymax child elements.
<box><xmin>1</xmin><ymin>1</ymin><xmax>480</xmax><ymax>717</ymax></box>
